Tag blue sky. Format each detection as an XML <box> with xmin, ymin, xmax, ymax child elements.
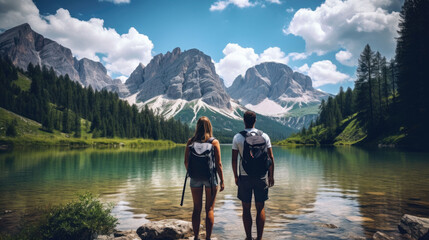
<box><xmin>1</xmin><ymin>0</ymin><xmax>402</xmax><ymax>94</ymax></box>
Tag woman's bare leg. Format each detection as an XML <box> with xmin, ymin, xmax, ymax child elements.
<box><xmin>191</xmin><ymin>187</ymin><xmax>203</xmax><ymax>239</ymax></box>
<box><xmin>204</xmin><ymin>186</ymin><xmax>218</xmax><ymax>239</ymax></box>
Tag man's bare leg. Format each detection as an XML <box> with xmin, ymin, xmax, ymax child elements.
<box><xmin>242</xmin><ymin>201</ymin><xmax>252</xmax><ymax>240</ymax></box>
<box><xmin>255</xmin><ymin>202</ymin><xmax>265</xmax><ymax>240</ymax></box>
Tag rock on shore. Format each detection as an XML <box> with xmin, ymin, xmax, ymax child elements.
<box><xmin>136</xmin><ymin>219</ymin><xmax>193</xmax><ymax>240</ymax></box>
<box><xmin>373</xmin><ymin>214</ymin><xmax>429</xmax><ymax>240</ymax></box>
<box><xmin>95</xmin><ymin>219</ymin><xmax>194</xmax><ymax>240</ymax></box>
<box><xmin>398</xmin><ymin>214</ymin><xmax>429</xmax><ymax>240</ymax></box>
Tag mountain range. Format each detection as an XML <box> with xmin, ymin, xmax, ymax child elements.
<box><xmin>0</xmin><ymin>23</ymin><xmax>330</xmax><ymax>140</ymax></box>
<box><xmin>0</xmin><ymin>23</ymin><xmax>118</xmax><ymax>91</ymax></box>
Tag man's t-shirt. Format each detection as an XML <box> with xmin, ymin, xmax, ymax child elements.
<box><xmin>232</xmin><ymin>128</ymin><xmax>272</xmax><ymax>176</ymax></box>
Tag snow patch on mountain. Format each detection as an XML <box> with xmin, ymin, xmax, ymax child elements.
<box><xmin>134</xmin><ymin>95</ymin><xmax>243</xmax><ymax>125</ymax></box>
<box><xmin>244</xmin><ymin>98</ymin><xmax>293</xmax><ymax>116</ymax></box>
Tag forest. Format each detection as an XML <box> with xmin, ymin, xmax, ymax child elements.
<box><xmin>284</xmin><ymin>0</ymin><xmax>429</xmax><ymax>148</ymax></box>
<box><xmin>0</xmin><ymin>58</ymin><xmax>191</xmax><ymax>143</ymax></box>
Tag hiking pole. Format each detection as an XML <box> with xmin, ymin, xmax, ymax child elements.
<box><xmin>180</xmin><ymin>172</ymin><xmax>188</xmax><ymax>206</ymax></box>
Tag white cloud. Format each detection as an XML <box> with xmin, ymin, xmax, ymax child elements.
<box><xmin>215</xmin><ymin>43</ymin><xmax>308</xmax><ymax>87</ymax></box>
<box><xmin>286</xmin><ymin>7</ymin><xmax>294</xmax><ymax>13</ymax></box>
<box><xmin>335</xmin><ymin>50</ymin><xmax>355</xmax><ymax>66</ymax></box>
<box><xmin>210</xmin><ymin>1</ymin><xmax>231</xmax><ymax>11</ymax></box>
<box><xmin>0</xmin><ymin>0</ymin><xmax>153</xmax><ymax>78</ymax></box>
<box><xmin>297</xmin><ymin>63</ymin><xmax>309</xmax><ymax>73</ymax></box>
<box><xmin>259</xmin><ymin>47</ymin><xmax>289</xmax><ymax>64</ymax></box>
<box><xmin>116</xmin><ymin>75</ymin><xmax>128</xmax><ymax>83</ymax></box>
<box><xmin>297</xmin><ymin>60</ymin><xmax>350</xmax><ymax>87</ymax></box>
<box><xmin>266</xmin><ymin>0</ymin><xmax>282</xmax><ymax>4</ymax></box>
<box><xmin>210</xmin><ymin>0</ymin><xmax>255</xmax><ymax>11</ymax></box>
<box><xmin>288</xmin><ymin>52</ymin><xmax>309</xmax><ymax>61</ymax></box>
<box><xmin>215</xmin><ymin>44</ymin><xmax>259</xmax><ymax>86</ymax></box>
<box><xmin>284</xmin><ymin>0</ymin><xmax>400</xmax><ymax>62</ymax></box>
<box><xmin>99</xmin><ymin>0</ymin><xmax>130</xmax><ymax>4</ymax></box>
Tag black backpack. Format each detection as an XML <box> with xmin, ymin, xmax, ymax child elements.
<box><xmin>187</xmin><ymin>137</ymin><xmax>216</xmax><ymax>180</ymax></box>
<box><xmin>240</xmin><ymin>130</ymin><xmax>271</xmax><ymax>177</ymax></box>
<box><xmin>180</xmin><ymin>138</ymin><xmax>217</xmax><ymax>206</ymax></box>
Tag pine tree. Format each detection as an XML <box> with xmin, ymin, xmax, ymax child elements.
<box><xmin>62</xmin><ymin>109</ymin><xmax>71</xmax><ymax>133</ymax></box>
<box><xmin>42</xmin><ymin>108</ymin><xmax>54</xmax><ymax>133</ymax></box>
<box><xmin>374</xmin><ymin>51</ymin><xmax>383</xmax><ymax>120</ymax></box>
<box><xmin>301</xmin><ymin>127</ymin><xmax>307</xmax><ymax>135</ymax></box>
<box><xmin>337</xmin><ymin>86</ymin><xmax>345</xmax><ymax>117</ymax></box>
<box><xmin>74</xmin><ymin>114</ymin><xmax>81</xmax><ymax>138</ymax></box>
<box><xmin>396</xmin><ymin>0</ymin><xmax>429</xmax><ymax>138</ymax></box>
<box><xmin>381</xmin><ymin>56</ymin><xmax>389</xmax><ymax>112</ymax></box>
<box><xmin>356</xmin><ymin>44</ymin><xmax>376</xmax><ymax>130</ymax></box>
<box><xmin>389</xmin><ymin>59</ymin><xmax>397</xmax><ymax>106</ymax></box>
<box><xmin>344</xmin><ymin>87</ymin><xmax>354</xmax><ymax>117</ymax></box>
<box><xmin>6</xmin><ymin>119</ymin><xmax>18</xmax><ymax>137</ymax></box>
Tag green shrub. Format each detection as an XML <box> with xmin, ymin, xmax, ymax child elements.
<box><xmin>40</xmin><ymin>193</ymin><xmax>117</xmax><ymax>240</ymax></box>
<box><xmin>6</xmin><ymin>119</ymin><xmax>17</xmax><ymax>137</ymax></box>
<box><xmin>3</xmin><ymin>193</ymin><xmax>117</xmax><ymax>240</ymax></box>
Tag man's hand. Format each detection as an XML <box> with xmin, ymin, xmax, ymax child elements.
<box><xmin>220</xmin><ymin>181</ymin><xmax>225</xmax><ymax>192</ymax></box>
<box><xmin>235</xmin><ymin>176</ymin><xmax>239</xmax><ymax>186</ymax></box>
<box><xmin>268</xmin><ymin>176</ymin><xmax>274</xmax><ymax>187</ymax></box>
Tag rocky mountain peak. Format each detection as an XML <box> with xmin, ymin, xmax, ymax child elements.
<box><xmin>125</xmin><ymin>47</ymin><xmax>231</xmax><ymax>109</ymax></box>
<box><xmin>75</xmin><ymin>57</ymin><xmax>114</xmax><ymax>89</ymax></box>
<box><xmin>0</xmin><ymin>23</ymin><xmax>79</xmax><ymax>81</ymax></box>
<box><xmin>125</xmin><ymin>62</ymin><xmax>146</xmax><ymax>94</ymax></box>
<box><xmin>228</xmin><ymin>62</ymin><xmax>328</xmax><ymax>107</ymax></box>
<box><xmin>0</xmin><ymin>23</ymin><xmax>115</xmax><ymax>91</ymax></box>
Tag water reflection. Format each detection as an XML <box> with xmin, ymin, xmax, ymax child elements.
<box><xmin>1</xmin><ymin>146</ymin><xmax>429</xmax><ymax>239</ymax></box>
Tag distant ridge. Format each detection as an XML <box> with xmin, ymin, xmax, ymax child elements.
<box><xmin>0</xmin><ymin>23</ymin><xmax>117</xmax><ymax>91</ymax></box>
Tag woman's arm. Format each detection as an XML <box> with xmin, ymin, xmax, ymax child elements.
<box><xmin>213</xmin><ymin>139</ymin><xmax>224</xmax><ymax>192</ymax></box>
<box><xmin>184</xmin><ymin>139</ymin><xmax>192</xmax><ymax>170</ymax></box>
<box><xmin>268</xmin><ymin>147</ymin><xmax>275</xmax><ymax>187</ymax></box>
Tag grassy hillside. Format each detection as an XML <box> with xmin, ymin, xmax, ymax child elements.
<box><xmin>333</xmin><ymin>116</ymin><xmax>367</xmax><ymax>145</ymax></box>
<box><xmin>276</xmin><ymin>114</ymin><xmax>366</xmax><ymax>146</ymax></box>
<box><xmin>12</xmin><ymin>72</ymin><xmax>31</xmax><ymax>91</ymax></box>
<box><xmin>0</xmin><ymin>107</ymin><xmax>176</xmax><ymax>149</ymax></box>
<box><xmin>276</xmin><ymin>113</ymin><xmax>407</xmax><ymax>147</ymax></box>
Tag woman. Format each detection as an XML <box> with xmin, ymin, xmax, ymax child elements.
<box><xmin>184</xmin><ymin>116</ymin><xmax>225</xmax><ymax>240</ymax></box>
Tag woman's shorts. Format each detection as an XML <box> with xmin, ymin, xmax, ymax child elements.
<box><xmin>190</xmin><ymin>177</ymin><xmax>218</xmax><ymax>188</ymax></box>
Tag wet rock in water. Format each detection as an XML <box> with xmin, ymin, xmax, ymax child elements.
<box><xmin>137</xmin><ymin>219</ymin><xmax>193</xmax><ymax>240</ymax></box>
<box><xmin>398</xmin><ymin>214</ymin><xmax>429</xmax><ymax>240</ymax></box>
<box><xmin>95</xmin><ymin>230</ymin><xmax>140</xmax><ymax>240</ymax></box>
<box><xmin>373</xmin><ymin>231</ymin><xmax>395</xmax><ymax>240</ymax></box>
<box><xmin>346</xmin><ymin>216</ymin><xmax>375</xmax><ymax>222</ymax></box>
<box><xmin>315</xmin><ymin>223</ymin><xmax>339</xmax><ymax>229</ymax></box>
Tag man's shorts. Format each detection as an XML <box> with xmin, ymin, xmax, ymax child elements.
<box><xmin>190</xmin><ymin>177</ymin><xmax>218</xmax><ymax>188</ymax></box>
<box><xmin>237</xmin><ymin>176</ymin><xmax>269</xmax><ymax>203</ymax></box>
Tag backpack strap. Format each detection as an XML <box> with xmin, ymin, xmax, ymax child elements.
<box><xmin>256</xmin><ymin>130</ymin><xmax>263</xmax><ymax>136</ymax></box>
<box><xmin>239</xmin><ymin>131</ymin><xmax>247</xmax><ymax>137</ymax></box>
<box><xmin>207</xmin><ymin>137</ymin><xmax>215</xmax><ymax>143</ymax></box>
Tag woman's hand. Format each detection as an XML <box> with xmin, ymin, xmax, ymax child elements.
<box><xmin>268</xmin><ymin>176</ymin><xmax>275</xmax><ymax>187</ymax></box>
<box><xmin>219</xmin><ymin>180</ymin><xmax>225</xmax><ymax>192</ymax></box>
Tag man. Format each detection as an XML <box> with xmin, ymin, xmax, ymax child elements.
<box><xmin>232</xmin><ymin>110</ymin><xmax>275</xmax><ymax>240</ymax></box>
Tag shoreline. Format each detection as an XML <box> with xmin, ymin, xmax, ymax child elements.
<box><xmin>0</xmin><ymin>136</ymin><xmax>178</xmax><ymax>151</ymax></box>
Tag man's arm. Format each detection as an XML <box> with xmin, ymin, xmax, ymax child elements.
<box><xmin>268</xmin><ymin>147</ymin><xmax>275</xmax><ymax>187</ymax></box>
<box><xmin>232</xmin><ymin>149</ymin><xmax>239</xmax><ymax>186</ymax></box>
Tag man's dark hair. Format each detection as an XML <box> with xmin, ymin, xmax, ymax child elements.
<box><xmin>243</xmin><ymin>110</ymin><xmax>256</xmax><ymax>128</ymax></box>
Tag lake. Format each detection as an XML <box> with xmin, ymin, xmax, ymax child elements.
<box><xmin>1</xmin><ymin>146</ymin><xmax>429</xmax><ymax>239</ymax></box>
